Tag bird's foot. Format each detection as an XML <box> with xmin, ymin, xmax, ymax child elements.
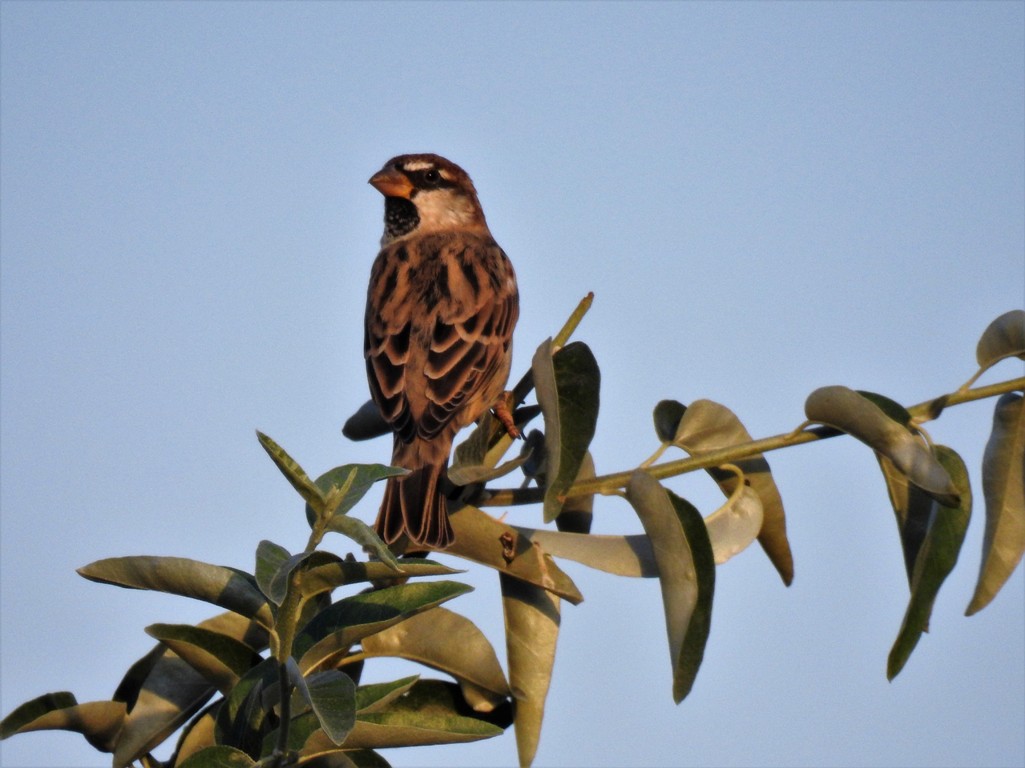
<box><xmin>493</xmin><ymin>391</ymin><xmax>521</xmax><ymax>439</ymax></box>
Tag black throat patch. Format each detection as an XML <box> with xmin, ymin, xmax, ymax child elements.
<box><xmin>384</xmin><ymin>197</ymin><xmax>419</xmax><ymax>239</ymax></box>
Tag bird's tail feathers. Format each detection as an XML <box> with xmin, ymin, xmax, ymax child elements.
<box><xmin>376</xmin><ymin>444</ymin><xmax>453</xmax><ymax>550</ymax></box>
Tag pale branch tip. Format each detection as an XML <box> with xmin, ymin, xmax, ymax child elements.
<box><xmin>510</xmin><ymin>293</ymin><xmax>595</xmax><ymax>407</ymax></box>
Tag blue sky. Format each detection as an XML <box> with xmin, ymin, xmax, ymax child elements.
<box><xmin>1</xmin><ymin>3</ymin><xmax>1023</xmax><ymax>766</ymax></box>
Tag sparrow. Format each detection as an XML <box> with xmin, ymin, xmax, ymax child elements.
<box><xmin>365</xmin><ymin>154</ymin><xmax>519</xmax><ymax>550</ymax></box>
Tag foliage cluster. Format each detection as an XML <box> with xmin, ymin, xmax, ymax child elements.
<box><xmin>2</xmin><ymin>302</ymin><xmax>1023</xmax><ymax>768</ymax></box>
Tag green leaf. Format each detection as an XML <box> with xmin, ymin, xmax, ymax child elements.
<box><xmin>177</xmin><ymin>745</ymin><xmax>257</xmax><ymax>768</ymax></box>
<box><xmin>318</xmin><ymin>680</ymin><xmax>510</xmax><ymax>750</ymax></box>
<box><xmin>262</xmin><ymin>547</ymin><xmax>401</xmax><ymax>623</ymax></box>
<box><xmin>877</xmin><ymin>454</ymin><xmax>934</xmax><ymax>585</ymax></box>
<box><xmin>214</xmin><ymin>658</ymin><xmax>277</xmax><ymax>757</ymax></box>
<box><xmin>888</xmin><ymin>446</ymin><xmax>972</xmax><ymax>679</ymax></box>
<box><xmin>260</xmin><ymin>710</ymin><xmax>322</xmax><ymax>756</ymax></box>
<box><xmin>355</xmin><ymin>677</ymin><xmax>420</xmax><ymax>714</ymax></box>
<box><xmin>255</xmin><ymin>540</ymin><xmax>292</xmax><ymax>605</ymax></box>
<box><xmin>301</xmin><ymin>558</ymin><xmax>461</xmax><ymax>601</ymax></box>
<box><xmin>805</xmin><ymin>385</ymin><xmax>959</xmax><ymax>506</ymax></box>
<box><xmin>170</xmin><ymin>706</ymin><xmax>219</xmax><ymax>765</ymax></box>
<box><xmin>77</xmin><ymin>556</ymin><xmax>274</xmax><ymax>629</ymax></box>
<box><xmin>198</xmin><ymin>611</ymin><xmax>271</xmax><ymax>651</ymax></box>
<box><xmin>555</xmin><ymin>451</ymin><xmax>595</xmax><ymax>534</ymax></box>
<box><xmin>115</xmin><ymin>613</ymin><xmax>267</xmax><ymax>766</ymax></box>
<box><xmin>446</xmin><ymin>504</ymin><xmax>584</xmax><ymax>604</ymax></box>
<box><xmin>342</xmin><ymin>399</ymin><xmax>391</xmax><ymax>441</ymax></box>
<box><xmin>626</xmin><ymin>471</ymin><xmax>715</xmax><ymax>704</ymax></box>
<box><xmin>518</xmin><ymin>429</ymin><xmax>547</xmax><ymax>484</ymax></box>
<box><xmin>652</xmin><ymin>399</ymin><xmax>687</xmax><ymax>443</ymax></box>
<box><xmin>306</xmin><ymin>464</ymin><xmax>409</xmax><ymax>528</ymax></box>
<box><xmin>447</xmin><ymin>452</ymin><xmax>530</xmax><ymax>486</ymax></box>
<box><xmin>361</xmin><ymin>607</ymin><xmax>510</xmax><ymax>712</ymax></box>
<box><xmin>112</xmin><ymin>643</ymin><xmax>166</xmax><ymax>709</ymax></box>
<box><xmin>270</xmin><ymin>552</ymin><xmax>319</xmax><ymax>607</ymax></box>
<box><xmin>0</xmin><ymin>694</ymin><xmax>125</xmax><ymax>753</ymax></box>
<box><xmin>256</xmin><ymin>430</ymin><xmax>326</xmax><ymax>513</ymax></box>
<box><xmin>452</xmin><ymin>410</ymin><xmax>502</xmax><ymax>473</ymax></box>
<box><xmin>295</xmin><ymin>581</ymin><xmax>473</xmax><ymax>674</ymax></box>
<box><xmin>967</xmin><ymin>393</ymin><xmax>1025</xmax><ymax>615</ymax></box>
<box><xmin>1</xmin><ymin>691</ymin><xmax>78</xmax><ymax>738</ymax></box>
<box><xmin>856</xmin><ymin>391</ymin><xmax>913</xmax><ymax>426</ymax></box>
<box><xmin>296</xmin><ymin>747</ymin><xmax>392</xmax><ymax>767</ymax></box>
<box><xmin>669</xmin><ymin>398</ymin><xmax>793</xmax><ymax>585</ymax></box>
<box><xmin>145</xmin><ymin>624</ymin><xmax>264</xmax><ymax>694</ymax></box>
<box><xmin>114</xmin><ymin>653</ymin><xmax>220</xmax><ymax>767</ymax></box>
<box><xmin>976</xmin><ymin>309</ymin><xmax>1025</xmax><ymax>370</ymax></box>
<box><xmin>307</xmin><ymin>670</ymin><xmax>357</xmax><ymax>745</ymax></box>
<box><xmin>449</xmin><ymin>410</ymin><xmax>529</xmax><ymax>485</ymax></box>
<box><xmin>501</xmin><ymin>573</ymin><xmax>560</xmax><ymax>767</ymax></box>
<box><xmin>533</xmin><ymin>339</ymin><xmax>600</xmax><ymax>522</ymax></box>
<box><xmin>323</xmin><ymin>515</ymin><xmax>401</xmax><ymax>571</ymax></box>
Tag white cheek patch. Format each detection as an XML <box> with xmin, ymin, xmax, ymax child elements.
<box><xmin>414</xmin><ymin>189</ymin><xmax>476</xmax><ymax>228</ymax></box>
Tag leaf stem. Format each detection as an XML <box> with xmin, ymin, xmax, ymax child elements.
<box><xmin>268</xmin><ymin>568</ymin><xmax>307</xmax><ymax>765</ymax></box>
<box><xmin>272</xmin><ymin>660</ymin><xmax>292</xmax><ymax>764</ymax></box>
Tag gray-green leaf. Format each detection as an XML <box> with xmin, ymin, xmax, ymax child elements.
<box><xmin>355</xmin><ymin>676</ymin><xmax>420</xmax><ymax>714</ymax></box>
<box><xmin>307</xmin><ymin>670</ymin><xmax>357</xmax><ymax>745</ymax></box>
<box><xmin>144</xmin><ymin>624</ymin><xmax>263</xmax><ymax>694</ymax></box>
<box><xmin>446</xmin><ymin>504</ymin><xmax>584</xmax><ymax>604</ymax></box>
<box><xmin>976</xmin><ymin>309</ymin><xmax>1025</xmax><ymax>370</ymax></box>
<box><xmin>669</xmin><ymin>398</ymin><xmax>793</xmax><ymax>584</ymax></box>
<box><xmin>310</xmin><ymin>680</ymin><xmax>508</xmax><ymax>750</ymax></box>
<box><xmin>0</xmin><ymin>694</ymin><xmax>124</xmax><ymax>754</ymax></box>
<box><xmin>625</xmin><ymin>471</ymin><xmax>715</xmax><ymax>703</ymax></box>
<box><xmin>877</xmin><ymin>454</ymin><xmax>934</xmax><ymax>585</ymax></box>
<box><xmin>342</xmin><ymin>399</ymin><xmax>391</xmax><ymax>441</ymax></box>
<box><xmin>306</xmin><ymin>463</ymin><xmax>408</xmax><ymax>529</ymax></box>
<box><xmin>533</xmin><ymin>339</ymin><xmax>600</xmax><ymax>523</ymax></box>
<box><xmin>805</xmin><ymin>385</ymin><xmax>959</xmax><ymax>506</ymax></box>
<box><xmin>966</xmin><ymin>393</ymin><xmax>1025</xmax><ymax>615</ymax></box>
<box><xmin>295</xmin><ymin>581</ymin><xmax>473</xmax><ymax>674</ymax></box>
<box><xmin>513</xmin><ymin>528</ymin><xmax>657</xmax><ymax>578</ymax></box>
<box><xmin>177</xmin><ymin>745</ymin><xmax>257</xmax><ymax>768</ymax></box>
<box><xmin>301</xmin><ymin>558</ymin><xmax>461</xmax><ymax>601</ymax></box>
<box><xmin>703</xmin><ymin>484</ymin><xmax>764</xmax><ymax>565</ymax></box>
<box><xmin>114</xmin><ymin>613</ymin><xmax>265</xmax><ymax>766</ymax></box>
<box><xmin>361</xmin><ymin>607</ymin><xmax>510</xmax><ymax>711</ymax></box>
<box><xmin>501</xmin><ymin>573</ymin><xmax>560</xmax><ymax>767</ymax></box>
<box><xmin>323</xmin><ymin>515</ymin><xmax>401</xmax><ymax>571</ymax></box>
<box><xmin>652</xmin><ymin>399</ymin><xmax>687</xmax><ymax>443</ymax></box>
<box><xmin>254</xmin><ymin>540</ymin><xmax>292</xmax><ymax>605</ymax></box>
<box><xmin>256</xmin><ymin>431</ymin><xmax>325</xmax><ymax>513</ymax></box>
<box><xmin>77</xmin><ymin>556</ymin><xmax>273</xmax><ymax>629</ymax></box>
<box><xmin>887</xmin><ymin>446</ymin><xmax>971</xmax><ymax>679</ymax></box>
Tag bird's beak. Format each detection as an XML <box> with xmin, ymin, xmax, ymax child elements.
<box><xmin>368</xmin><ymin>167</ymin><xmax>414</xmax><ymax>199</ymax></box>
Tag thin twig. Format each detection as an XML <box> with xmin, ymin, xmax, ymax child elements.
<box><xmin>510</xmin><ymin>292</ymin><xmax>594</xmax><ymax>406</ymax></box>
<box><xmin>481</xmin><ymin>375</ymin><xmax>1024</xmax><ymax>506</ymax></box>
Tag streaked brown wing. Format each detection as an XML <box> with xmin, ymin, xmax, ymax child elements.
<box><xmin>422</xmin><ymin>240</ymin><xmax>518</xmax><ymax>438</ymax></box>
<box><xmin>365</xmin><ymin>243</ymin><xmax>416</xmax><ymax>442</ymax></box>
<box><xmin>365</xmin><ymin>235</ymin><xmax>517</xmax><ymax>444</ymax></box>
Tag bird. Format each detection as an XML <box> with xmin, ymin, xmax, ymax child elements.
<box><xmin>364</xmin><ymin>153</ymin><xmax>519</xmax><ymax>550</ymax></box>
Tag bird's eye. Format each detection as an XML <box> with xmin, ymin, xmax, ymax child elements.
<box><xmin>423</xmin><ymin>169</ymin><xmax>441</xmax><ymax>184</ymax></box>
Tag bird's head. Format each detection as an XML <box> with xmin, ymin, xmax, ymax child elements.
<box><xmin>369</xmin><ymin>154</ymin><xmax>488</xmax><ymax>244</ymax></box>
